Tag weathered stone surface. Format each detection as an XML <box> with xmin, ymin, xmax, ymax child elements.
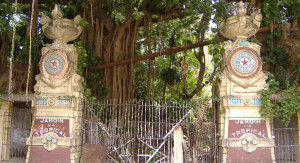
<box><xmin>26</xmin><ymin>5</ymin><xmax>84</xmax><ymax>163</ymax></box>
<box><xmin>0</xmin><ymin>101</ymin><xmax>12</xmax><ymax>161</ymax></box>
<box><xmin>218</xmin><ymin>1</ymin><xmax>262</xmax><ymax>40</ymax></box>
<box><xmin>217</xmin><ymin>1</ymin><xmax>274</xmax><ymax>162</ymax></box>
<box><xmin>41</xmin><ymin>5</ymin><xmax>83</xmax><ymax>43</ymax></box>
<box><xmin>80</xmin><ymin>144</ymin><xmax>106</xmax><ymax>163</ymax></box>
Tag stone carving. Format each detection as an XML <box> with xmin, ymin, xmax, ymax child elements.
<box><xmin>218</xmin><ymin>1</ymin><xmax>262</xmax><ymax>40</ymax></box>
<box><xmin>34</xmin><ymin>5</ymin><xmax>84</xmax><ymax>94</ymax></box>
<box><xmin>28</xmin><ymin>5</ymin><xmax>84</xmax><ymax>163</ymax></box>
<box><xmin>243</xmin><ymin>98</ymin><xmax>251</xmax><ymax>105</ymax></box>
<box><xmin>48</xmin><ymin>98</ymin><xmax>55</xmax><ymax>106</ymax></box>
<box><xmin>240</xmin><ymin>133</ymin><xmax>258</xmax><ymax>152</ymax></box>
<box><xmin>219</xmin><ymin>11</ymin><xmax>267</xmax><ymax>89</ymax></box>
<box><xmin>35</xmin><ymin>98</ymin><xmax>72</xmax><ymax>106</ymax></box>
<box><xmin>40</xmin><ymin>4</ymin><xmax>83</xmax><ymax>43</ymax></box>
<box><xmin>40</xmin><ymin>49</ymin><xmax>71</xmax><ymax>80</ymax></box>
<box><xmin>217</xmin><ymin>1</ymin><xmax>274</xmax><ymax>162</ymax></box>
<box><xmin>42</xmin><ymin>133</ymin><xmax>59</xmax><ymax>151</ymax></box>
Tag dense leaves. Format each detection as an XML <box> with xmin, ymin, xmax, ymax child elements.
<box><xmin>260</xmin><ymin>73</ymin><xmax>300</xmax><ymax>126</ymax></box>
<box><xmin>0</xmin><ymin>1</ymin><xmax>299</xmax><ymax>118</ymax></box>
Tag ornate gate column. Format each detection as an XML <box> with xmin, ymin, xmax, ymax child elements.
<box><xmin>26</xmin><ymin>5</ymin><xmax>84</xmax><ymax>163</ymax></box>
<box><xmin>217</xmin><ymin>2</ymin><xmax>275</xmax><ymax>162</ymax></box>
<box><xmin>0</xmin><ymin>101</ymin><xmax>12</xmax><ymax>161</ymax></box>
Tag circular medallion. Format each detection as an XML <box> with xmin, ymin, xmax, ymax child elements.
<box><xmin>39</xmin><ymin>49</ymin><xmax>71</xmax><ymax>80</ymax></box>
<box><xmin>227</xmin><ymin>47</ymin><xmax>262</xmax><ymax>79</ymax></box>
<box><xmin>44</xmin><ymin>53</ymin><xmax>65</xmax><ymax>75</ymax></box>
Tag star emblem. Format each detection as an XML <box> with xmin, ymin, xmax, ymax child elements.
<box><xmin>241</xmin><ymin>58</ymin><xmax>248</xmax><ymax>65</ymax></box>
<box><xmin>51</xmin><ymin>59</ymin><xmax>59</xmax><ymax>68</ymax></box>
<box><xmin>240</xmin><ymin>57</ymin><xmax>249</xmax><ymax>67</ymax></box>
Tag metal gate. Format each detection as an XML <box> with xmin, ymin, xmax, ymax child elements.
<box><xmin>273</xmin><ymin>128</ymin><xmax>300</xmax><ymax>163</ymax></box>
<box><xmin>9</xmin><ymin>102</ymin><xmax>32</xmax><ymax>159</ymax></box>
<box><xmin>82</xmin><ymin>99</ymin><xmax>219</xmax><ymax>162</ymax></box>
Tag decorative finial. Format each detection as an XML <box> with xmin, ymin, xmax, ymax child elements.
<box><xmin>218</xmin><ymin>1</ymin><xmax>262</xmax><ymax>40</ymax></box>
<box><xmin>51</xmin><ymin>4</ymin><xmax>63</xmax><ymax>20</ymax></box>
<box><xmin>237</xmin><ymin>1</ymin><xmax>246</xmax><ymax>17</ymax></box>
<box><xmin>41</xmin><ymin>4</ymin><xmax>83</xmax><ymax>43</ymax></box>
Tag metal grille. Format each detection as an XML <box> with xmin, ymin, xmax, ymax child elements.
<box><xmin>82</xmin><ymin>99</ymin><xmax>218</xmax><ymax>163</ymax></box>
<box><xmin>10</xmin><ymin>103</ymin><xmax>32</xmax><ymax>159</ymax></box>
<box><xmin>273</xmin><ymin>128</ymin><xmax>300</xmax><ymax>163</ymax></box>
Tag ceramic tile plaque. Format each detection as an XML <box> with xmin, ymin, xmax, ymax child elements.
<box><xmin>33</xmin><ymin>118</ymin><xmax>69</xmax><ymax>137</ymax></box>
<box><xmin>228</xmin><ymin>119</ymin><xmax>268</xmax><ymax>138</ymax></box>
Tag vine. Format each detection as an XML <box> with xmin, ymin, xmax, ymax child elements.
<box><xmin>75</xmin><ymin>41</ymin><xmax>108</xmax><ymax>103</ymax></box>
<box><xmin>8</xmin><ymin>0</ymin><xmax>18</xmax><ymax>101</ymax></box>
<box><xmin>258</xmin><ymin>0</ymin><xmax>300</xmax><ymax>126</ymax></box>
<box><xmin>259</xmin><ymin>72</ymin><xmax>300</xmax><ymax>127</ymax></box>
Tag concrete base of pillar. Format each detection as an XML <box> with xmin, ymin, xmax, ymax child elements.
<box><xmin>25</xmin><ymin>97</ymin><xmax>83</xmax><ymax>163</ymax></box>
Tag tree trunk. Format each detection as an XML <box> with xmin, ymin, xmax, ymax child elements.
<box><xmin>0</xmin><ymin>33</ymin><xmax>9</xmax><ymax>74</ymax></box>
<box><xmin>82</xmin><ymin>7</ymin><xmax>141</xmax><ymax>100</ymax></box>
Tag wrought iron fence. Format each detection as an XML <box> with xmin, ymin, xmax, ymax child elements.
<box><xmin>273</xmin><ymin>128</ymin><xmax>300</xmax><ymax>163</ymax></box>
<box><xmin>82</xmin><ymin>99</ymin><xmax>219</xmax><ymax>163</ymax></box>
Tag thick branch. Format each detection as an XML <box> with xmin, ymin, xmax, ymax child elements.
<box><xmin>91</xmin><ymin>41</ymin><xmax>210</xmax><ymax>71</ymax></box>
<box><xmin>91</xmin><ymin>24</ymin><xmax>280</xmax><ymax>71</ymax></box>
<box><xmin>258</xmin><ymin>24</ymin><xmax>279</xmax><ymax>33</ymax></box>
<box><xmin>142</xmin><ymin>5</ymin><xmax>181</xmax><ymax>16</ymax></box>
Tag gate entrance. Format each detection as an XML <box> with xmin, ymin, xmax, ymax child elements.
<box><xmin>10</xmin><ymin>102</ymin><xmax>32</xmax><ymax>159</ymax></box>
<box><xmin>82</xmin><ymin>100</ymin><xmax>219</xmax><ymax>162</ymax></box>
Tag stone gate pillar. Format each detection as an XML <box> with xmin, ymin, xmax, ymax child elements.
<box><xmin>217</xmin><ymin>1</ymin><xmax>275</xmax><ymax>162</ymax></box>
<box><xmin>26</xmin><ymin>5</ymin><xmax>84</xmax><ymax>163</ymax></box>
<box><xmin>0</xmin><ymin>101</ymin><xmax>12</xmax><ymax>161</ymax></box>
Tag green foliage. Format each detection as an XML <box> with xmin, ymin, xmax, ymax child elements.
<box><xmin>85</xmin><ymin>55</ymin><xmax>108</xmax><ymax>99</ymax></box>
<box><xmin>83</xmin><ymin>88</ymin><xmax>97</xmax><ymax>103</ymax></box>
<box><xmin>259</xmin><ymin>0</ymin><xmax>300</xmax><ymax>126</ymax></box>
<box><xmin>132</xmin><ymin>10</ymin><xmax>144</xmax><ymax>21</ymax></box>
<box><xmin>259</xmin><ymin>72</ymin><xmax>300</xmax><ymax>127</ymax></box>
<box><xmin>0</xmin><ymin>0</ymin><xmax>298</xmax><ymax>106</ymax></box>
<box><xmin>214</xmin><ymin>0</ymin><xmax>234</xmax><ymax>23</ymax></box>
<box><xmin>75</xmin><ymin>41</ymin><xmax>107</xmax><ymax>102</ymax></box>
<box><xmin>262</xmin><ymin>30</ymin><xmax>299</xmax><ymax>90</ymax></box>
<box><xmin>160</xmin><ymin>68</ymin><xmax>180</xmax><ymax>85</ymax></box>
<box><xmin>77</xmin><ymin>19</ymin><xmax>90</xmax><ymax>29</ymax></box>
<box><xmin>0</xmin><ymin>2</ymin><xmax>12</xmax><ymax>36</ymax></box>
<box><xmin>262</xmin><ymin>0</ymin><xmax>300</xmax><ymax>26</ymax></box>
<box><xmin>248</xmin><ymin>38</ymin><xmax>262</xmax><ymax>46</ymax></box>
<box><xmin>75</xmin><ymin>41</ymin><xmax>88</xmax><ymax>75</ymax></box>
<box><xmin>112</xmin><ymin>10</ymin><xmax>126</xmax><ymax>24</ymax></box>
<box><xmin>208</xmin><ymin>41</ymin><xmax>224</xmax><ymax>70</ymax></box>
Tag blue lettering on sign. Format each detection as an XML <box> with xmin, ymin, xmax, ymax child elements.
<box><xmin>36</xmin><ymin>99</ymin><xmax>47</xmax><ymax>105</ymax></box>
<box><xmin>57</xmin><ymin>99</ymin><xmax>70</xmax><ymax>106</ymax></box>
<box><xmin>229</xmin><ymin>98</ymin><xmax>242</xmax><ymax>105</ymax></box>
<box><xmin>253</xmin><ymin>98</ymin><xmax>261</xmax><ymax>105</ymax></box>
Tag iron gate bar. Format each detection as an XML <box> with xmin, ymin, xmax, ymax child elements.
<box><xmin>82</xmin><ymin>99</ymin><xmax>218</xmax><ymax>162</ymax></box>
<box><xmin>107</xmin><ymin>154</ymin><xmax>120</xmax><ymax>163</ymax></box>
<box><xmin>146</xmin><ymin>108</ymin><xmax>194</xmax><ymax>163</ymax></box>
<box><xmin>108</xmin><ymin>139</ymin><xmax>135</xmax><ymax>155</ymax></box>
<box><xmin>137</xmin><ymin>138</ymin><xmax>167</xmax><ymax>158</ymax></box>
<box><xmin>113</xmin><ymin>146</ymin><xmax>126</xmax><ymax>162</ymax></box>
<box><xmin>155</xmin><ymin>156</ymin><xmax>167</xmax><ymax>163</ymax></box>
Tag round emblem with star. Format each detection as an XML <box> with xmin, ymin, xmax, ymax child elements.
<box><xmin>227</xmin><ymin>47</ymin><xmax>262</xmax><ymax>79</ymax></box>
<box><xmin>44</xmin><ymin>53</ymin><xmax>65</xmax><ymax>75</ymax></box>
<box><xmin>39</xmin><ymin>49</ymin><xmax>71</xmax><ymax>80</ymax></box>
